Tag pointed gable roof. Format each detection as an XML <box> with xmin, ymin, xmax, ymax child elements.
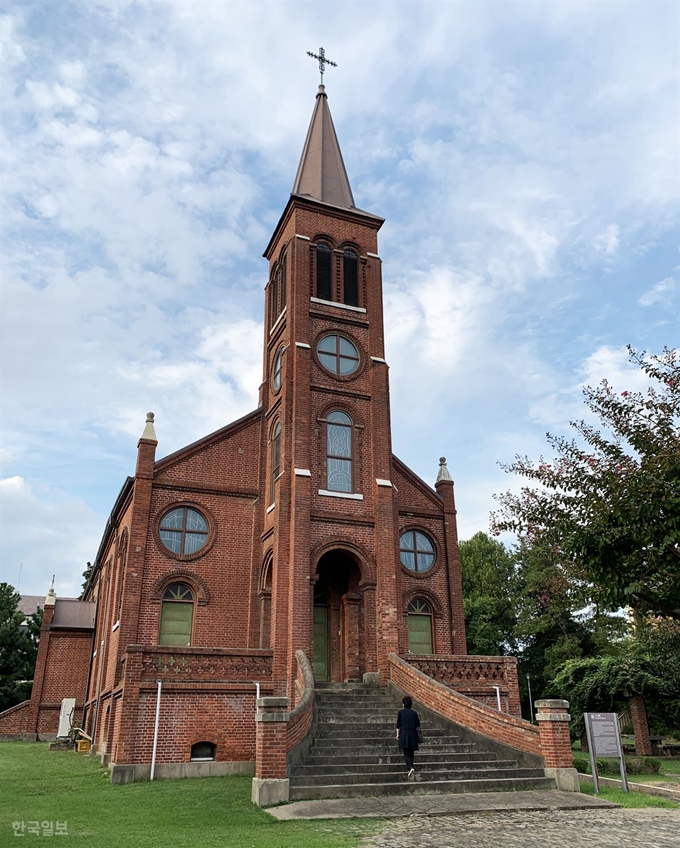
<box><xmin>292</xmin><ymin>85</ymin><xmax>356</xmax><ymax>210</ymax></box>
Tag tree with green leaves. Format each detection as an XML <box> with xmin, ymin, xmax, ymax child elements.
<box><xmin>459</xmin><ymin>532</ymin><xmax>518</xmax><ymax>656</ymax></box>
<box><xmin>511</xmin><ymin>538</ymin><xmax>627</xmax><ymax>712</ymax></box>
<box><xmin>0</xmin><ymin>583</ymin><xmax>42</xmax><ymax>712</ymax></box>
<box><xmin>491</xmin><ymin>347</ymin><xmax>679</xmax><ymax>619</ymax></box>
<box><xmin>551</xmin><ymin>617</ymin><xmax>680</xmax><ymax>736</ymax></box>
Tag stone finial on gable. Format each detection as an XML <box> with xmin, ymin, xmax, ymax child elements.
<box><xmin>436</xmin><ymin>456</ymin><xmax>453</xmax><ymax>484</ymax></box>
<box><xmin>141</xmin><ymin>412</ymin><xmax>158</xmax><ymax>443</ymax></box>
<box><xmin>45</xmin><ymin>575</ymin><xmax>56</xmax><ymax>606</ymax></box>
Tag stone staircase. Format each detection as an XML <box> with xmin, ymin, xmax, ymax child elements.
<box><xmin>289</xmin><ymin>684</ymin><xmax>556</xmax><ymax>801</ymax></box>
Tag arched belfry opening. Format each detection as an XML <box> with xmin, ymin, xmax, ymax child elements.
<box><xmin>313</xmin><ymin>549</ymin><xmax>364</xmax><ymax>683</ymax></box>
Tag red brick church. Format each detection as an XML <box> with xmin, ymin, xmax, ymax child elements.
<box><xmin>1</xmin><ymin>82</ymin><xmax>578</xmax><ymax>803</ymax></box>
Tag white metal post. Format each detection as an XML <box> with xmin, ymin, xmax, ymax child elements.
<box><xmin>493</xmin><ymin>685</ymin><xmax>502</xmax><ymax>712</ymax></box>
<box><xmin>150</xmin><ymin>680</ymin><xmax>162</xmax><ymax>782</ymax></box>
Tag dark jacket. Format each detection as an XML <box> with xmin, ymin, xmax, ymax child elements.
<box><xmin>396</xmin><ymin>707</ymin><xmax>420</xmax><ymax>750</ymax></box>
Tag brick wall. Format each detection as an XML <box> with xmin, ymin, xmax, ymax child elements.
<box><xmin>0</xmin><ymin>700</ymin><xmax>30</xmax><ymax>737</ymax></box>
<box><xmin>389</xmin><ymin>653</ymin><xmax>541</xmax><ymax>757</ymax></box>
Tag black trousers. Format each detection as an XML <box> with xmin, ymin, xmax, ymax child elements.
<box><xmin>402</xmin><ymin>747</ymin><xmax>415</xmax><ymax>770</ymax></box>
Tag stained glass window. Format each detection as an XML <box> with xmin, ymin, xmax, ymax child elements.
<box><xmin>272</xmin><ymin>347</ymin><xmax>283</xmax><ymax>392</ymax></box>
<box><xmin>159</xmin><ymin>507</ymin><xmax>208</xmax><ymax>556</ymax></box>
<box><xmin>270</xmin><ymin>421</ymin><xmax>281</xmax><ymax>505</ymax></box>
<box><xmin>327</xmin><ymin>410</ymin><xmax>353</xmax><ymax>492</ymax></box>
<box><xmin>399</xmin><ymin>531</ymin><xmax>436</xmax><ymax>572</ymax></box>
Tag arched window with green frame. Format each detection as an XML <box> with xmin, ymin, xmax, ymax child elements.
<box><xmin>407</xmin><ymin>598</ymin><xmax>433</xmax><ymax>654</ymax></box>
<box><xmin>159</xmin><ymin>582</ymin><xmax>195</xmax><ymax>646</ymax></box>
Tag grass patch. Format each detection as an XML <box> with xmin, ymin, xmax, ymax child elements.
<box><xmin>579</xmin><ymin>782</ymin><xmax>678</xmax><ymax>809</ymax></box>
<box><xmin>0</xmin><ymin>743</ymin><xmax>385</xmax><ymax>847</ymax></box>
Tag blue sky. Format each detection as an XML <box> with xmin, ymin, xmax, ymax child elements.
<box><xmin>1</xmin><ymin>0</ymin><xmax>678</xmax><ymax>597</ymax></box>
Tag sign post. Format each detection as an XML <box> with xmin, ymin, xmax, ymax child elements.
<box><xmin>584</xmin><ymin>712</ymin><xmax>629</xmax><ymax>793</ymax></box>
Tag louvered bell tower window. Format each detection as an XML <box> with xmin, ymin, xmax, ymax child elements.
<box><xmin>343</xmin><ymin>248</ymin><xmax>359</xmax><ymax>306</ymax></box>
<box><xmin>316</xmin><ymin>242</ymin><xmax>332</xmax><ymax>300</ymax></box>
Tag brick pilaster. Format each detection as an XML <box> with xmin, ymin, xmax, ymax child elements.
<box><xmin>25</xmin><ymin>593</ymin><xmax>55</xmax><ymax>736</ymax></box>
<box><xmin>629</xmin><ymin>694</ymin><xmax>652</xmax><ymax>756</ymax></box>
<box><xmin>535</xmin><ymin>698</ymin><xmax>579</xmax><ymax>791</ymax></box>
<box><xmin>535</xmin><ymin>699</ymin><xmax>573</xmax><ymax>767</ymax></box>
<box><xmin>435</xmin><ymin>470</ymin><xmax>467</xmax><ymax>654</ymax></box>
<box><xmin>252</xmin><ymin>696</ymin><xmax>290</xmax><ymax>806</ymax></box>
<box><xmin>116</xmin><ymin>434</ymin><xmax>157</xmax><ymax>669</ymax></box>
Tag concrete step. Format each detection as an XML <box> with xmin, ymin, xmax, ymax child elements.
<box><xmin>320</xmin><ymin>726</ymin><xmax>458</xmax><ymax>739</ymax></box>
<box><xmin>291</xmin><ymin>766</ymin><xmax>544</xmax><ymax>787</ymax></box>
<box><xmin>294</xmin><ymin>758</ymin><xmax>518</xmax><ymax>776</ymax></box>
<box><xmin>289</xmin><ymin>775</ymin><xmax>557</xmax><ymax>801</ymax></box>
<box><xmin>310</xmin><ymin>738</ymin><xmax>473</xmax><ymax>751</ymax></box>
<box><xmin>295</xmin><ymin>749</ymin><xmax>497</xmax><ymax>774</ymax></box>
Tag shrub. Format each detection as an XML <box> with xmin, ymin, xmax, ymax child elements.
<box><xmin>573</xmin><ymin>756</ymin><xmax>661</xmax><ymax>775</ymax></box>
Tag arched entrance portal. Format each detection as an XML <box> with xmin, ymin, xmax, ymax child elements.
<box><xmin>313</xmin><ymin>549</ymin><xmax>364</xmax><ymax>683</ymax></box>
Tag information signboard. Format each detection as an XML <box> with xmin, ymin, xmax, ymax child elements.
<box><xmin>584</xmin><ymin>712</ymin><xmax>629</xmax><ymax>793</ymax></box>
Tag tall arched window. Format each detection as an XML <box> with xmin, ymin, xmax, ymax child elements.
<box><xmin>326</xmin><ymin>411</ymin><xmax>353</xmax><ymax>492</ymax></box>
<box><xmin>159</xmin><ymin>583</ymin><xmax>195</xmax><ymax>646</ymax></box>
<box><xmin>407</xmin><ymin>598</ymin><xmax>433</xmax><ymax>654</ymax></box>
<box><xmin>269</xmin><ymin>267</ymin><xmax>279</xmax><ymax>326</ymax></box>
<box><xmin>270</xmin><ymin>421</ymin><xmax>281</xmax><ymax>505</ymax></box>
<box><xmin>343</xmin><ymin>248</ymin><xmax>359</xmax><ymax>306</ymax></box>
<box><xmin>316</xmin><ymin>242</ymin><xmax>332</xmax><ymax>301</ymax></box>
<box><xmin>279</xmin><ymin>252</ymin><xmax>287</xmax><ymax>311</ymax></box>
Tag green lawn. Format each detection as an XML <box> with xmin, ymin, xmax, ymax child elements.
<box><xmin>627</xmin><ymin>759</ymin><xmax>680</xmax><ymax>786</ymax></box>
<box><xmin>0</xmin><ymin>743</ymin><xmax>384</xmax><ymax>847</ymax></box>
<box><xmin>579</xmin><ymin>782</ymin><xmax>678</xmax><ymax>809</ymax></box>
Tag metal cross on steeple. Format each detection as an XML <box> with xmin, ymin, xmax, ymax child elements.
<box><xmin>306</xmin><ymin>47</ymin><xmax>337</xmax><ymax>84</ymax></box>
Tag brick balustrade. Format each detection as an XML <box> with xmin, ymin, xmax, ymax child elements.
<box><xmin>389</xmin><ymin>653</ymin><xmax>542</xmax><ymax>757</ymax></box>
<box><xmin>136</xmin><ymin>645</ymin><xmax>273</xmax><ymax>681</ymax></box>
<box><xmin>406</xmin><ymin>654</ymin><xmax>522</xmax><ymax>717</ymax></box>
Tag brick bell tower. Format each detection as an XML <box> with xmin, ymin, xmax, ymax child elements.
<box><xmin>261</xmin><ymin>84</ymin><xmax>403</xmax><ymax>697</ymax></box>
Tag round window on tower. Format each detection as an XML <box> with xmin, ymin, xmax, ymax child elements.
<box><xmin>316</xmin><ymin>334</ymin><xmax>360</xmax><ymax>377</ymax></box>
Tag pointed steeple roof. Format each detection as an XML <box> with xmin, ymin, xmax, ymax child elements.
<box><xmin>292</xmin><ymin>85</ymin><xmax>356</xmax><ymax>210</ymax></box>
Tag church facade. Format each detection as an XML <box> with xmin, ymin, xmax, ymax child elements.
<box><xmin>3</xmin><ymin>86</ymin><xmax>569</xmax><ymax>795</ymax></box>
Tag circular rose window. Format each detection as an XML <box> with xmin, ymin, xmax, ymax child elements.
<box><xmin>316</xmin><ymin>334</ymin><xmax>360</xmax><ymax>376</ymax></box>
<box><xmin>159</xmin><ymin>507</ymin><xmax>208</xmax><ymax>556</ymax></box>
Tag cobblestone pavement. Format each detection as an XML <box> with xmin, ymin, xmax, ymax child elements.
<box><xmin>359</xmin><ymin>807</ymin><xmax>680</xmax><ymax>848</ymax></box>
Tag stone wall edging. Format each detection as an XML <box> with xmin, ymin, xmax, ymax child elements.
<box><xmin>579</xmin><ymin>772</ymin><xmax>680</xmax><ymax>801</ymax></box>
<box><xmin>286</xmin><ymin>650</ymin><xmax>316</xmax><ymax>772</ymax></box>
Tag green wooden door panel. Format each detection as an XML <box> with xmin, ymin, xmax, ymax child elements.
<box><xmin>313</xmin><ymin>606</ymin><xmax>329</xmax><ymax>681</ymax></box>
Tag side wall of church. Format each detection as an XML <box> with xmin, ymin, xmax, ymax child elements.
<box><xmin>35</xmin><ymin>630</ymin><xmax>93</xmax><ymax>735</ymax></box>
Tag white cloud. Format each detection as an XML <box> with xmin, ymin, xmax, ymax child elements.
<box><xmin>0</xmin><ymin>476</ymin><xmax>103</xmax><ymax>597</ymax></box>
<box><xmin>638</xmin><ymin>276</ymin><xmax>676</xmax><ymax>307</ymax></box>
<box><xmin>594</xmin><ymin>223</ymin><xmax>620</xmax><ymax>256</ymax></box>
<box><xmin>1</xmin><ymin>0</ymin><xmax>677</xmax><ymax>588</ymax></box>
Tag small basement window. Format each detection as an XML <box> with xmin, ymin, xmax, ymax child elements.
<box><xmin>190</xmin><ymin>741</ymin><xmax>216</xmax><ymax>761</ymax></box>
